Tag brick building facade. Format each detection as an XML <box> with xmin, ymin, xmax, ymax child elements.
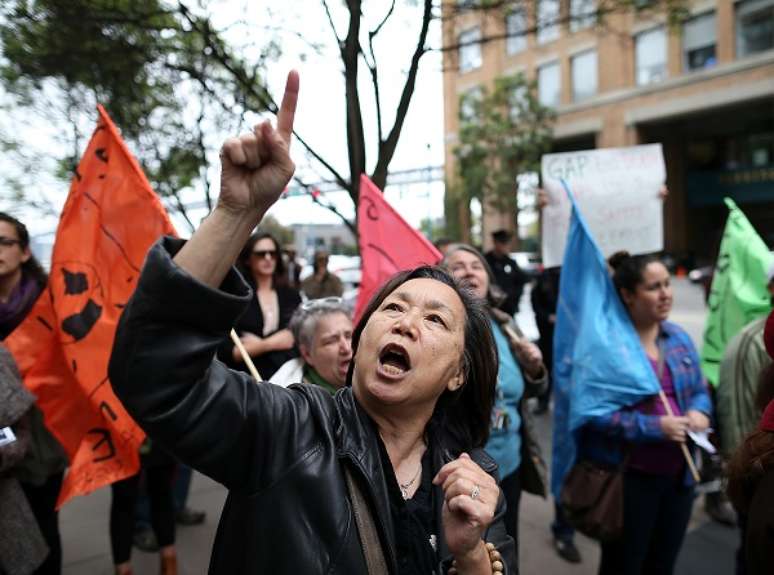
<box><xmin>443</xmin><ymin>0</ymin><xmax>774</xmax><ymax>260</ymax></box>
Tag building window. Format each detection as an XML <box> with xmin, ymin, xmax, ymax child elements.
<box><xmin>683</xmin><ymin>12</ymin><xmax>717</xmax><ymax>71</ymax></box>
<box><xmin>635</xmin><ymin>27</ymin><xmax>667</xmax><ymax>86</ymax></box>
<box><xmin>570</xmin><ymin>0</ymin><xmax>596</xmax><ymax>32</ymax></box>
<box><xmin>538</xmin><ymin>61</ymin><xmax>561</xmax><ymax>107</ymax></box>
<box><xmin>537</xmin><ymin>0</ymin><xmax>561</xmax><ymax>44</ymax></box>
<box><xmin>571</xmin><ymin>50</ymin><xmax>598</xmax><ymax>101</ymax></box>
<box><xmin>459</xmin><ymin>86</ymin><xmax>483</xmax><ymax>123</ymax></box>
<box><xmin>506</xmin><ymin>9</ymin><xmax>527</xmax><ymax>55</ymax></box>
<box><xmin>458</xmin><ymin>27</ymin><xmax>482</xmax><ymax>72</ymax></box>
<box><xmin>736</xmin><ymin>0</ymin><xmax>774</xmax><ymax>57</ymax></box>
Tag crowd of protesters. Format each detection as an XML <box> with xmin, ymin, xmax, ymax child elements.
<box><xmin>2</xmin><ymin>68</ymin><xmax>774</xmax><ymax>575</ymax></box>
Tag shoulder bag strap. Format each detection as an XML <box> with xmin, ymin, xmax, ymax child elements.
<box><xmin>344</xmin><ymin>464</ymin><xmax>390</xmax><ymax>575</ymax></box>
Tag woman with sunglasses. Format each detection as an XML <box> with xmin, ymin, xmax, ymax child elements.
<box><xmin>219</xmin><ymin>231</ymin><xmax>301</xmax><ymax>379</ymax></box>
<box><xmin>109</xmin><ymin>71</ymin><xmax>515</xmax><ymax>573</ymax></box>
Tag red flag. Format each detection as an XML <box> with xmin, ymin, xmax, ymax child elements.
<box><xmin>354</xmin><ymin>175</ymin><xmax>442</xmax><ymax>321</ymax></box>
<box><xmin>5</xmin><ymin>105</ymin><xmax>176</xmax><ymax>507</ymax></box>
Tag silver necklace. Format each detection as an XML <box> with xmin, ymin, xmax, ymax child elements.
<box><xmin>399</xmin><ymin>463</ymin><xmax>422</xmax><ymax>499</ymax></box>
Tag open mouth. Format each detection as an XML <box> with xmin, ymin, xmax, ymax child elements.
<box><xmin>378</xmin><ymin>343</ymin><xmax>412</xmax><ymax>377</ymax></box>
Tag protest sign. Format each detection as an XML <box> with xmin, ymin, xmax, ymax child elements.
<box><xmin>541</xmin><ymin>144</ymin><xmax>665</xmax><ymax>268</ymax></box>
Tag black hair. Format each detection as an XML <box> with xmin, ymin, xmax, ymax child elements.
<box><xmin>237</xmin><ymin>231</ymin><xmax>287</xmax><ymax>288</ymax></box>
<box><xmin>0</xmin><ymin>212</ymin><xmax>48</xmax><ymax>288</ymax></box>
<box><xmin>608</xmin><ymin>250</ymin><xmax>662</xmax><ymax>295</ymax></box>
<box><xmin>346</xmin><ymin>266</ymin><xmax>497</xmax><ymax>451</ymax></box>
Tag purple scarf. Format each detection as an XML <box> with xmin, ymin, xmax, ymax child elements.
<box><xmin>0</xmin><ymin>273</ymin><xmax>43</xmax><ymax>340</ymax></box>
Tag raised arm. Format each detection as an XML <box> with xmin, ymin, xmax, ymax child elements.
<box><xmin>173</xmin><ymin>70</ymin><xmax>299</xmax><ymax>287</ymax></box>
<box><xmin>109</xmin><ymin>71</ymin><xmax>313</xmax><ymax>492</ymax></box>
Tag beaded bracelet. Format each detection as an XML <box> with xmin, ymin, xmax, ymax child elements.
<box><xmin>447</xmin><ymin>542</ymin><xmax>504</xmax><ymax>575</ymax></box>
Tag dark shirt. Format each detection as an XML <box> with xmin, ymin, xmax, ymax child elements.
<box><xmin>746</xmin><ymin>468</ymin><xmax>774</xmax><ymax>575</ymax></box>
<box><xmin>627</xmin><ymin>359</ymin><xmax>685</xmax><ymax>477</ymax></box>
<box><xmin>217</xmin><ymin>282</ymin><xmax>301</xmax><ymax>379</ymax></box>
<box><xmin>485</xmin><ymin>251</ymin><xmax>528</xmax><ymax>317</ymax></box>
<box><xmin>377</xmin><ymin>438</ymin><xmax>438</xmax><ymax>575</ymax></box>
<box><xmin>301</xmin><ymin>272</ymin><xmax>344</xmax><ymax>300</ymax></box>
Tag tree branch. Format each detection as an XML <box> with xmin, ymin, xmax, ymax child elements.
<box><xmin>292</xmin><ymin>175</ymin><xmax>357</xmax><ymax>238</ymax></box>
<box><xmin>321</xmin><ymin>0</ymin><xmax>344</xmax><ymax>51</ymax></box>
<box><xmin>342</xmin><ymin>0</ymin><xmax>367</xmax><ymax>203</ymax></box>
<box><xmin>372</xmin><ymin>0</ymin><xmax>396</xmax><ymax>38</ymax></box>
<box><xmin>175</xmin><ymin>1</ymin><xmax>351</xmax><ymax>192</ymax></box>
<box><xmin>434</xmin><ymin>0</ymin><xmax>673</xmax><ymax>56</ymax></box>
<box><xmin>371</xmin><ymin>0</ymin><xmax>432</xmax><ymax>190</ymax></box>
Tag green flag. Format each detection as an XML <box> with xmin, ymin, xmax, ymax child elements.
<box><xmin>701</xmin><ymin>198</ymin><xmax>773</xmax><ymax>386</ymax></box>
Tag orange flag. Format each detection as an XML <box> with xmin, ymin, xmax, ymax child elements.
<box><xmin>5</xmin><ymin>105</ymin><xmax>177</xmax><ymax>507</ymax></box>
<box><xmin>354</xmin><ymin>175</ymin><xmax>442</xmax><ymax>321</ymax></box>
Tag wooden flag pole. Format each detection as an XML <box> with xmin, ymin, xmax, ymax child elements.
<box><xmin>230</xmin><ymin>329</ymin><xmax>262</xmax><ymax>382</ymax></box>
<box><xmin>658</xmin><ymin>390</ymin><xmax>701</xmax><ymax>482</ymax></box>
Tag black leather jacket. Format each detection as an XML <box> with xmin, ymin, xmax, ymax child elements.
<box><xmin>109</xmin><ymin>238</ymin><xmax>516</xmax><ymax>574</ymax></box>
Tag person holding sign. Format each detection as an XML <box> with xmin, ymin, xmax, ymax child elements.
<box><xmin>581</xmin><ymin>252</ymin><xmax>712</xmax><ymax>575</ymax></box>
<box><xmin>108</xmin><ymin>71</ymin><xmax>515</xmax><ymax>574</ymax></box>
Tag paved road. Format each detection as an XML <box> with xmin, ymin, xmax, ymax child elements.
<box><xmin>59</xmin><ymin>278</ymin><xmax>738</xmax><ymax>574</ymax></box>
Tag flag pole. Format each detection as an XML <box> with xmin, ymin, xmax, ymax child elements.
<box><xmin>657</xmin><ymin>390</ymin><xmax>701</xmax><ymax>482</ymax></box>
<box><xmin>230</xmin><ymin>329</ymin><xmax>263</xmax><ymax>382</ymax></box>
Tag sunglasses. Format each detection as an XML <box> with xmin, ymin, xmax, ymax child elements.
<box><xmin>252</xmin><ymin>250</ymin><xmax>277</xmax><ymax>260</ymax></box>
<box><xmin>0</xmin><ymin>237</ymin><xmax>22</xmax><ymax>248</ymax></box>
<box><xmin>300</xmin><ymin>296</ymin><xmax>343</xmax><ymax>311</ymax></box>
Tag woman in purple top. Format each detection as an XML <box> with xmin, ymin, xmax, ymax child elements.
<box><xmin>580</xmin><ymin>252</ymin><xmax>713</xmax><ymax>575</ymax></box>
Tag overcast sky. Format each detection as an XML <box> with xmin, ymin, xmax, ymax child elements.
<box><xmin>9</xmin><ymin>0</ymin><xmax>447</xmax><ymax>237</ymax></box>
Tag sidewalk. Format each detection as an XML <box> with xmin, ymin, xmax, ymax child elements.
<box><xmin>61</xmin><ymin>473</ymin><xmax>225</xmax><ymax>575</ymax></box>
<box><xmin>60</xmin><ymin>457</ymin><xmax>738</xmax><ymax>574</ymax></box>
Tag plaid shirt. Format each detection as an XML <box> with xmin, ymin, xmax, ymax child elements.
<box><xmin>577</xmin><ymin>321</ymin><xmax>713</xmax><ymax>485</ymax></box>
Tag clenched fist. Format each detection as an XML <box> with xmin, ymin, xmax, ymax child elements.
<box><xmin>218</xmin><ymin>70</ymin><xmax>299</xmax><ymax>215</ymax></box>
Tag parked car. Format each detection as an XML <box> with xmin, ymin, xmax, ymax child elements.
<box><xmin>509</xmin><ymin>251</ymin><xmax>542</xmax><ymax>278</ymax></box>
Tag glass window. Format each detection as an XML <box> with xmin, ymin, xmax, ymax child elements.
<box><xmin>571</xmin><ymin>50</ymin><xmax>598</xmax><ymax>101</ymax></box>
<box><xmin>736</xmin><ymin>0</ymin><xmax>774</xmax><ymax>57</ymax></box>
<box><xmin>635</xmin><ymin>27</ymin><xmax>667</xmax><ymax>86</ymax></box>
<box><xmin>506</xmin><ymin>9</ymin><xmax>527</xmax><ymax>55</ymax></box>
<box><xmin>537</xmin><ymin>0</ymin><xmax>561</xmax><ymax>44</ymax></box>
<box><xmin>538</xmin><ymin>61</ymin><xmax>561</xmax><ymax>107</ymax></box>
<box><xmin>458</xmin><ymin>27</ymin><xmax>482</xmax><ymax>72</ymax></box>
<box><xmin>570</xmin><ymin>0</ymin><xmax>596</xmax><ymax>32</ymax></box>
<box><xmin>683</xmin><ymin>12</ymin><xmax>717</xmax><ymax>71</ymax></box>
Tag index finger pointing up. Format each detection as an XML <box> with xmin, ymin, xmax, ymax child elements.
<box><xmin>276</xmin><ymin>70</ymin><xmax>299</xmax><ymax>144</ymax></box>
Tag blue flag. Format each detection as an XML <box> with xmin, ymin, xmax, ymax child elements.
<box><xmin>550</xmin><ymin>181</ymin><xmax>661</xmax><ymax>498</ymax></box>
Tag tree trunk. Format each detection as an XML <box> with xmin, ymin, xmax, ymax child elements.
<box><xmin>343</xmin><ymin>0</ymin><xmax>366</xmax><ymax>220</ymax></box>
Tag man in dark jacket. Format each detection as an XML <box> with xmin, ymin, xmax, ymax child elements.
<box><xmin>485</xmin><ymin>230</ymin><xmax>529</xmax><ymax>317</ymax></box>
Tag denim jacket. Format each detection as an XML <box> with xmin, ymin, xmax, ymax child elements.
<box><xmin>578</xmin><ymin>321</ymin><xmax>713</xmax><ymax>486</ymax></box>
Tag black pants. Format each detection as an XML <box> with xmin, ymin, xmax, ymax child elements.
<box><xmin>599</xmin><ymin>471</ymin><xmax>695</xmax><ymax>575</ymax></box>
<box><xmin>500</xmin><ymin>470</ymin><xmax>522</xmax><ymax>564</ymax></box>
<box><xmin>110</xmin><ymin>463</ymin><xmax>177</xmax><ymax>564</ymax></box>
<box><xmin>20</xmin><ymin>471</ymin><xmax>65</xmax><ymax>575</ymax></box>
